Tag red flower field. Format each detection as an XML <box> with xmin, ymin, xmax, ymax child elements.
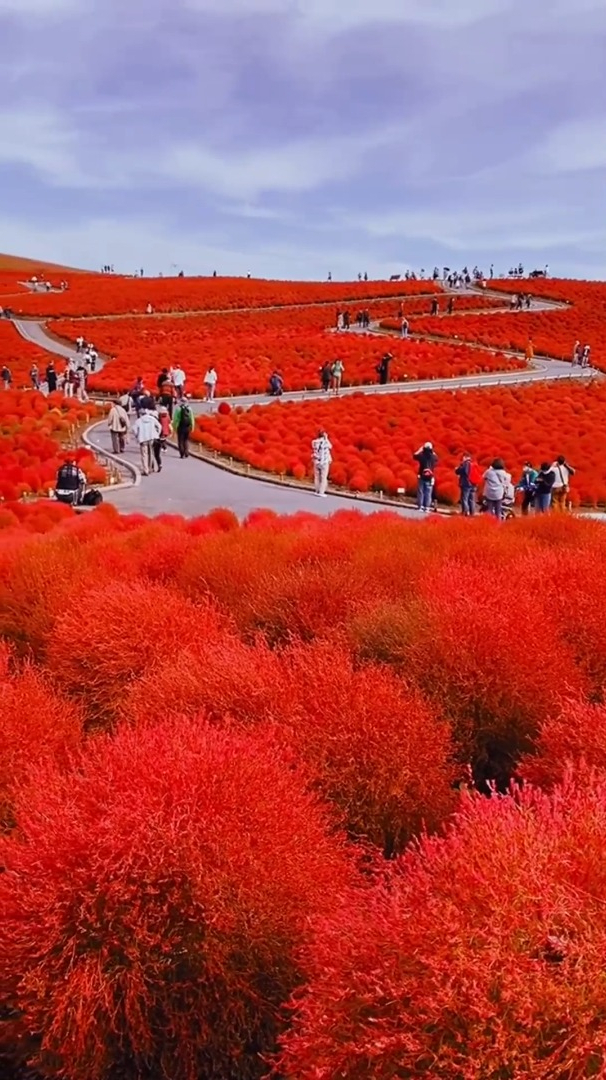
<box><xmin>194</xmin><ymin>378</ymin><xmax>606</xmax><ymax>505</ymax></box>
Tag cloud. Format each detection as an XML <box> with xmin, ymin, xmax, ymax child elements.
<box><xmin>0</xmin><ymin>0</ymin><xmax>89</xmax><ymax>14</ymax></box>
<box><xmin>184</xmin><ymin>0</ymin><xmax>510</xmax><ymax>30</ymax></box>
<box><xmin>0</xmin><ymin>106</ymin><xmax>80</xmax><ymax>184</ymax></box>
<box><xmin>532</xmin><ymin>117</ymin><xmax>606</xmax><ymax>174</ymax></box>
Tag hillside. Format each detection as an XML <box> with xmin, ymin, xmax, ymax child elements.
<box><xmin>0</xmin><ymin>251</ymin><xmax>88</xmax><ymax>274</ymax></box>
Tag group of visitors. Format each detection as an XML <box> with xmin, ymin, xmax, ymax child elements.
<box><xmin>572</xmin><ymin>341</ymin><xmax>592</xmax><ymax>368</ymax></box>
<box><xmin>510</xmin><ymin>293</ymin><xmax>533</xmax><ymax>310</ymax></box>
<box><xmin>75</xmin><ymin>336</ymin><xmax>99</xmax><ymax>371</ymax></box>
<box><xmin>28</xmin><ymin>276</ymin><xmax>69</xmax><ymax>292</ymax></box>
<box><xmin>413</xmin><ymin>444</ymin><xmax>576</xmax><ymax>518</ymax></box>
<box><xmin>319</xmin><ymin>360</ymin><xmax>344</xmax><ymax>393</ymax></box>
<box><xmin>107</xmin><ymin>389</ymin><xmax>194</xmax><ymax>476</ymax></box>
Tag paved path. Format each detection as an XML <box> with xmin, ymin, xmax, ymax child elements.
<box><xmin>9</xmin><ymin>293</ymin><xmax>597</xmax><ymax>520</ymax></box>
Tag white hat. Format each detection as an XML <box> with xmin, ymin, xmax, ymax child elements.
<box><xmin>424</xmin><ymin>441</ymin><xmax>433</xmax><ymax>449</ymax></box>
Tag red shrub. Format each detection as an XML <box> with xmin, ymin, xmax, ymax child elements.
<box><xmin>0</xmin><ymin>644</ymin><xmax>83</xmax><ymax>826</ymax></box>
<box><xmin>522</xmin><ymin>698</ymin><xmax>606</xmax><ymax>788</ymax></box>
<box><xmin>269</xmin><ymin>642</ymin><xmax>457</xmax><ymax>855</ymax></box>
<box><xmin>44</xmin><ymin>580</ymin><xmax>225</xmax><ymax>728</ymax></box>
<box><xmin>276</xmin><ymin>776</ymin><xmax>606</xmax><ymax>1079</ymax></box>
<box><xmin>0</xmin><ymin>718</ymin><xmax>354</xmax><ymax>1080</ymax></box>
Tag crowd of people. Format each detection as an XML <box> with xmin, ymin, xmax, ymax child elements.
<box><xmin>413</xmin><ymin>443</ymin><xmax>576</xmax><ymax>518</ymax></box>
<box><xmin>572</xmin><ymin>341</ymin><xmax>592</xmax><ymax>367</ymax></box>
<box><xmin>106</xmin><ymin>384</ymin><xmax>194</xmax><ymax>476</ymax></box>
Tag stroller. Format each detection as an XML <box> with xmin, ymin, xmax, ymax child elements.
<box><xmin>479</xmin><ymin>494</ymin><xmax>516</xmax><ymax>521</ymax></box>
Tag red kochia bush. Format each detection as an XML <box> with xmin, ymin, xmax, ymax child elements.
<box><xmin>44</xmin><ymin>580</ymin><xmax>225</xmax><ymax>728</ymax></box>
<box><xmin>522</xmin><ymin>698</ymin><xmax>606</xmax><ymax>789</ymax></box>
<box><xmin>271</xmin><ymin>643</ymin><xmax>457</xmax><ymax>856</ymax></box>
<box><xmin>0</xmin><ymin>644</ymin><xmax>83</xmax><ymax>826</ymax></box>
<box><xmin>0</xmin><ymin>718</ymin><xmax>354</xmax><ymax>1080</ymax></box>
<box><xmin>276</xmin><ymin>777</ymin><xmax>606</xmax><ymax>1080</ymax></box>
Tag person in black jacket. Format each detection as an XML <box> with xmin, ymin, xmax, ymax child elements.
<box><xmin>413</xmin><ymin>442</ymin><xmax>438</xmax><ymax>513</ymax></box>
<box><xmin>376</xmin><ymin>353</ymin><xmax>392</xmax><ymax>385</ymax></box>
<box><xmin>534</xmin><ymin>462</ymin><xmax>556</xmax><ymax>513</ymax></box>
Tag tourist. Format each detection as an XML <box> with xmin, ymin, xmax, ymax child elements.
<box><xmin>376</xmin><ymin>353</ymin><xmax>392</xmax><ymax>386</ymax></box>
<box><xmin>482</xmin><ymin>458</ymin><xmax>512</xmax><ymax>519</ymax></box>
<box><xmin>572</xmin><ymin>341</ymin><xmax>582</xmax><ymax>366</ymax></box>
<box><xmin>157</xmin><ymin>405</ymin><xmax>171</xmax><ymax>452</ymax></box>
<box><xmin>130</xmin><ymin>377</ymin><xmax>145</xmax><ymax>414</ymax></box>
<box><xmin>173</xmin><ymin>395</ymin><xmax>193</xmax><ymax>459</ymax></box>
<box><xmin>413</xmin><ymin>442</ymin><xmax>438</xmax><ymax>513</ymax></box>
<box><xmin>455</xmin><ymin>453</ymin><xmax>482</xmax><ymax>517</ymax></box>
<box><xmin>133</xmin><ymin>408</ymin><xmax>161</xmax><ymax>476</ymax></box>
<box><xmin>63</xmin><ymin>360</ymin><xmax>75</xmax><ymax>398</ymax></box>
<box><xmin>54</xmin><ymin>456</ymin><xmax>86</xmax><ymax>505</ymax></box>
<box><xmin>331</xmin><ymin>359</ymin><xmax>344</xmax><ymax>393</ymax></box>
<box><xmin>268</xmin><ymin>371</ymin><xmax>284</xmax><ymax>396</ymax></box>
<box><xmin>430</xmin><ymin>298</ymin><xmax>439</xmax><ymax>316</ymax></box>
<box><xmin>88</xmin><ymin>347</ymin><xmax>98</xmax><ymax>373</ymax></box>
<box><xmin>158</xmin><ymin>382</ymin><xmax>174</xmax><ymax>419</ymax></box>
<box><xmin>550</xmin><ymin>455</ymin><xmax>575</xmax><ymax>513</ymax></box>
<box><xmin>46</xmin><ymin>362</ymin><xmax>57</xmax><ymax>393</ymax></box>
<box><xmin>447</xmin><ymin>297</ymin><xmax>454</xmax><ymax>315</ymax></box>
<box><xmin>582</xmin><ymin>344</ymin><xmax>591</xmax><ymax>368</ymax></box>
<box><xmin>107</xmin><ymin>399</ymin><xmax>130</xmax><ymax>454</ymax></box>
<box><xmin>516</xmin><ymin>462</ymin><xmax>538</xmax><ymax>515</ymax></box>
<box><xmin>204</xmin><ymin>366</ymin><xmax>218</xmax><ymax>402</ymax></box>
<box><xmin>311</xmin><ymin>430</ymin><xmax>332</xmax><ymax>498</ymax></box>
<box><xmin>30</xmin><ymin>364</ymin><xmax>40</xmax><ymax>390</ymax></box>
<box><xmin>342</xmin><ymin>310</ymin><xmax>350</xmax><ymax>331</ymax></box>
<box><xmin>319</xmin><ymin>362</ymin><xmax>332</xmax><ymax>392</ymax></box>
<box><xmin>157</xmin><ymin>367</ymin><xmax>171</xmax><ymax>393</ymax></box>
<box><xmin>2</xmin><ymin>364</ymin><xmax>12</xmax><ymax>389</ymax></box>
<box><xmin>534</xmin><ymin>463</ymin><xmax>556</xmax><ymax>513</ymax></box>
<box><xmin>76</xmin><ymin>363</ymin><xmax>89</xmax><ymax>403</ymax></box>
<box><xmin>146</xmin><ymin>303</ymin><xmax>153</xmax><ymax>315</ymax></box>
<box><xmin>76</xmin><ymin>334</ymin><xmax>85</xmax><ymax>353</ymax></box>
<box><xmin>172</xmin><ymin>364</ymin><xmax>186</xmax><ymax>399</ymax></box>
<box><xmin>401</xmin><ymin>317</ymin><xmax>409</xmax><ymax>339</ymax></box>
<box><xmin>525</xmin><ymin>338</ymin><xmax>534</xmax><ymax>362</ymax></box>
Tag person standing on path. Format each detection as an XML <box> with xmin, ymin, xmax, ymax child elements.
<box><xmin>534</xmin><ymin>462</ymin><xmax>556</xmax><ymax>513</ymax></box>
<box><xmin>582</xmin><ymin>344</ymin><xmax>591</xmax><ymax>368</ymax></box>
<box><xmin>204</xmin><ymin>366</ymin><xmax>218</xmax><ymax>402</ymax></box>
<box><xmin>516</xmin><ymin>462</ymin><xmax>538</xmax><ymax>515</ymax></box>
<box><xmin>572</xmin><ymin>341</ymin><xmax>582</xmax><ymax>367</ymax></box>
<box><xmin>2</xmin><ymin>364</ymin><xmax>12</xmax><ymax>390</ymax></box>
<box><xmin>413</xmin><ymin>442</ymin><xmax>438</xmax><ymax>513</ymax></box>
<box><xmin>46</xmin><ymin>362</ymin><xmax>57</xmax><ymax>394</ymax></box>
<box><xmin>482</xmin><ymin>458</ymin><xmax>511</xmax><ymax>519</ymax></box>
<box><xmin>319</xmin><ymin>362</ymin><xmax>332</xmax><ymax>392</ymax></box>
<box><xmin>30</xmin><ymin>364</ymin><xmax>40</xmax><ymax>390</ymax></box>
<box><xmin>173</xmin><ymin>396</ymin><xmax>194</xmax><ymax>459</ymax></box>
<box><xmin>76</xmin><ymin>363</ymin><xmax>89</xmax><ymax>403</ymax></box>
<box><xmin>401</xmin><ymin>317</ymin><xmax>409</xmax><ymax>339</ymax></box>
<box><xmin>76</xmin><ymin>334</ymin><xmax>85</xmax><ymax>353</ymax></box>
<box><xmin>331</xmin><ymin>359</ymin><xmax>344</xmax><ymax>393</ymax></box>
<box><xmin>525</xmin><ymin>338</ymin><xmax>534</xmax><ymax>362</ymax></box>
<box><xmin>133</xmin><ymin>408</ymin><xmax>161</xmax><ymax>476</ymax></box>
<box><xmin>172</xmin><ymin>364</ymin><xmax>186</xmax><ymax>400</ymax></box>
<box><xmin>550</xmin><ymin>455</ymin><xmax>575</xmax><ymax>512</ymax></box>
<box><xmin>430</xmin><ymin>297</ymin><xmax>439</xmax><ymax>316</ymax></box>
<box><xmin>107</xmin><ymin>399</ymin><xmax>130</xmax><ymax>454</ymax></box>
<box><xmin>376</xmin><ymin>353</ymin><xmax>392</xmax><ymax>385</ymax></box>
<box><xmin>455</xmin><ymin>453</ymin><xmax>481</xmax><ymax>516</ymax></box>
<box><xmin>311</xmin><ymin>430</ymin><xmax>332</xmax><ymax>497</ymax></box>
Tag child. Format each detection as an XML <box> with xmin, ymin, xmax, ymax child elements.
<box><xmin>158</xmin><ymin>405</ymin><xmax>171</xmax><ymax>452</ymax></box>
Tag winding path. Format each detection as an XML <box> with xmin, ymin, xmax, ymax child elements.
<box><xmin>10</xmin><ymin>291</ymin><xmax>598</xmax><ymax>519</ymax></box>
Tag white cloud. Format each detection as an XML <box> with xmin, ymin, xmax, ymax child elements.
<box><xmin>0</xmin><ymin>0</ymin><xmax>89</xmax><ymax>13</ymax></box>
<box><xmin>185</xmin><ymin>0</ymin><xmax>510</xmax><ymax>30</ymax></box>
<box><xmin>0</xmin><ymin>106</ymin><xmax>81</xmax><ymax>184</ymax></box>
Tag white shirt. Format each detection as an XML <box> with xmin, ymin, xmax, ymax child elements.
<box><xmin>172</xmin><ymin>368</ymin><xmax>186</xmax><ymax>387</ymax></box>
<box><xmin>204</xmin><ymin>369</ymin><xmax>217</xmax><ymax>385</ymax></box>
<box><xmin>312</xmin><ymin>436</ymin><xmax>332</xmax><ymax>468</ymax></box>
<box><xmin>133</xmin><ymin>412</ymin><xmax>161</xmax><ymax>444</ymax></box>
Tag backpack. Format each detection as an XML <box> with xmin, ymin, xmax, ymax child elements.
<box><xmin>468</xmin><ymin>462</ymin><xmax>483</xmax><ymax>486</ymax></box>
<box><xmin>422</xmin><ymin>468</ymin><xmax>434</xmax><ymax>482</ymax></box>
<box><xmin>178</xmin><ymin>405</ymin><xmax>192</xmax><ymax>431</ymax></box>
<box><xmin>82</xmin><ymin>488</ymin><xmax>103</xmax><ymax>506</ymax></box>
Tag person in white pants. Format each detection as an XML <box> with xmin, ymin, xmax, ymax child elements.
<box><xmin>311</xmin><ymin>430</ymin><xmax>332</xmax><ymax>497</ymax></box>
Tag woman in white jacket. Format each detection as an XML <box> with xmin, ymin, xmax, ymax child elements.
<box><xmin>483</xmin><ymin>458</ymin><xmax>512</xmax><ymax>519</ymax></box>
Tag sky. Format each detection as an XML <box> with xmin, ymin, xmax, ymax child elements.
<box><xmin>0</xmin><ymin>0</ymin><xmax>605</xmax><ymax>279</ymax></box>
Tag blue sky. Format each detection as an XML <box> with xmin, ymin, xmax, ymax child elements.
<box><xmin>1</xmin><ymin>0</ymin><xmax>605</xmax><ymax>279</ymax></box>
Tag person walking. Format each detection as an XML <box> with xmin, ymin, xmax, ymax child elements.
<box><xmin>319</xmin><ymin>362</ymin><xmax>332</xmax><ymax>392</ymax></box>
<box><xmin>455</xmin><ymin>453</ymin><xmax>481</xmax><ymax>516</ymax></box>
<box><xmin>534</xmin><ymin>462</ymin><xmax>556</xmax><ymax>513</ymax></box>
<box><xmin>173</xmin><ymin>396</ymin><xmax>194</xmax><ymax>459</ymax></box>
<box><xmin>582</xmin><ymin>344</ymin><xmax>591</xmax><ymax>368</ymax></box>
<box><xmin>107</xmin><ymin>399</ymin><xmax>130</xmax><ymax>454</ymax></box>
<box><xmin>204</xmin><ymin>366</ymin><xmax>218</xmax><ymax>402</ymax></box>
<box><xmin>401</xmin><ymin>317</ymin><xmax>409</xmax><ymax>339</ymax></box>
<box><xmin>2</xmin><ymin>364</ymin><xmax>12</xmax><ymax>390</ymax></box>
<box><xmin>331</xmin><ymin>359</ymin><xmax>344</xmax><ymax>393</ymax></box>
<box><xmin>63</xmin><ymin>360</ymin><xmax>75</xmax><ymax>398</ymax></box>
<box><xmin>30</xmin><ymin>364</ymin><xmax>40</xmax><ymax>390</ymax></box>
<box><xmin>157</xmin><ymin>405</ymin><xmax>171</xmax><ymax>453</ymax></box>
<box><xmin>430</xmin><ymin>297</ymin><xmax>439</xmax><ymax>316</ymax></box>
<box><xmin>572</xmin><ymin>341</ymin><xmax>582</xmax><ymax>367</ymax></box>
<box><xmin>311</xmin><ymin>430</ymin><xmax>332</xmax><ymax>497</ymax></box>
<box><xmin>550</xmin><ymin>455</ymin><xmax>575</xmax><ymax>512</ymax></box>
<box><xmin>76</xmin><ymin>363</ymin><xmax>89</xmax><ymax>403</ymax></box>
<box><xmin>46</xmin><ymin>362</ymin><xmax>57</xmax><ymax>393</ymax></box>
<box><xmin>413</xmin><ymin>442</ymin><xmax>438</xmax><ymax>512</ymax></box>
<box><xmin>516</xmin><ymin>462</ymin><xmax>538</xmax><ymax>515</ymax></box>
<box><xmin>133</xmin><ymin>408</ymin><xmax>161</xmax><ymax>476</ymax></box>
<box><xmin>157</xmin><ymin>367</ymin><xmax>171</xmax><ymax>393</ymax></box>
<box><xmin>447</xmin><ymin>297</ymin><xmax>455</xmax><ymax>315</ymax></box>
<box><xmin>268</xmin><ymin>371</ymin><xmax>284</xmax><ymax>396</ymax></box>
<box><xmin>76</xmin><ymin>334</ymin><xmax>85</xmax><ymax>353</ymax></box>
<box><xmin>525</xmin><ymin>338</ymin><xmax>534</xmax><ymax>362</ymax></box>
<box><xmin>482</xmin><ymin>458</ymin><xmax>512</xmax><ymax>519</ymax></box>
